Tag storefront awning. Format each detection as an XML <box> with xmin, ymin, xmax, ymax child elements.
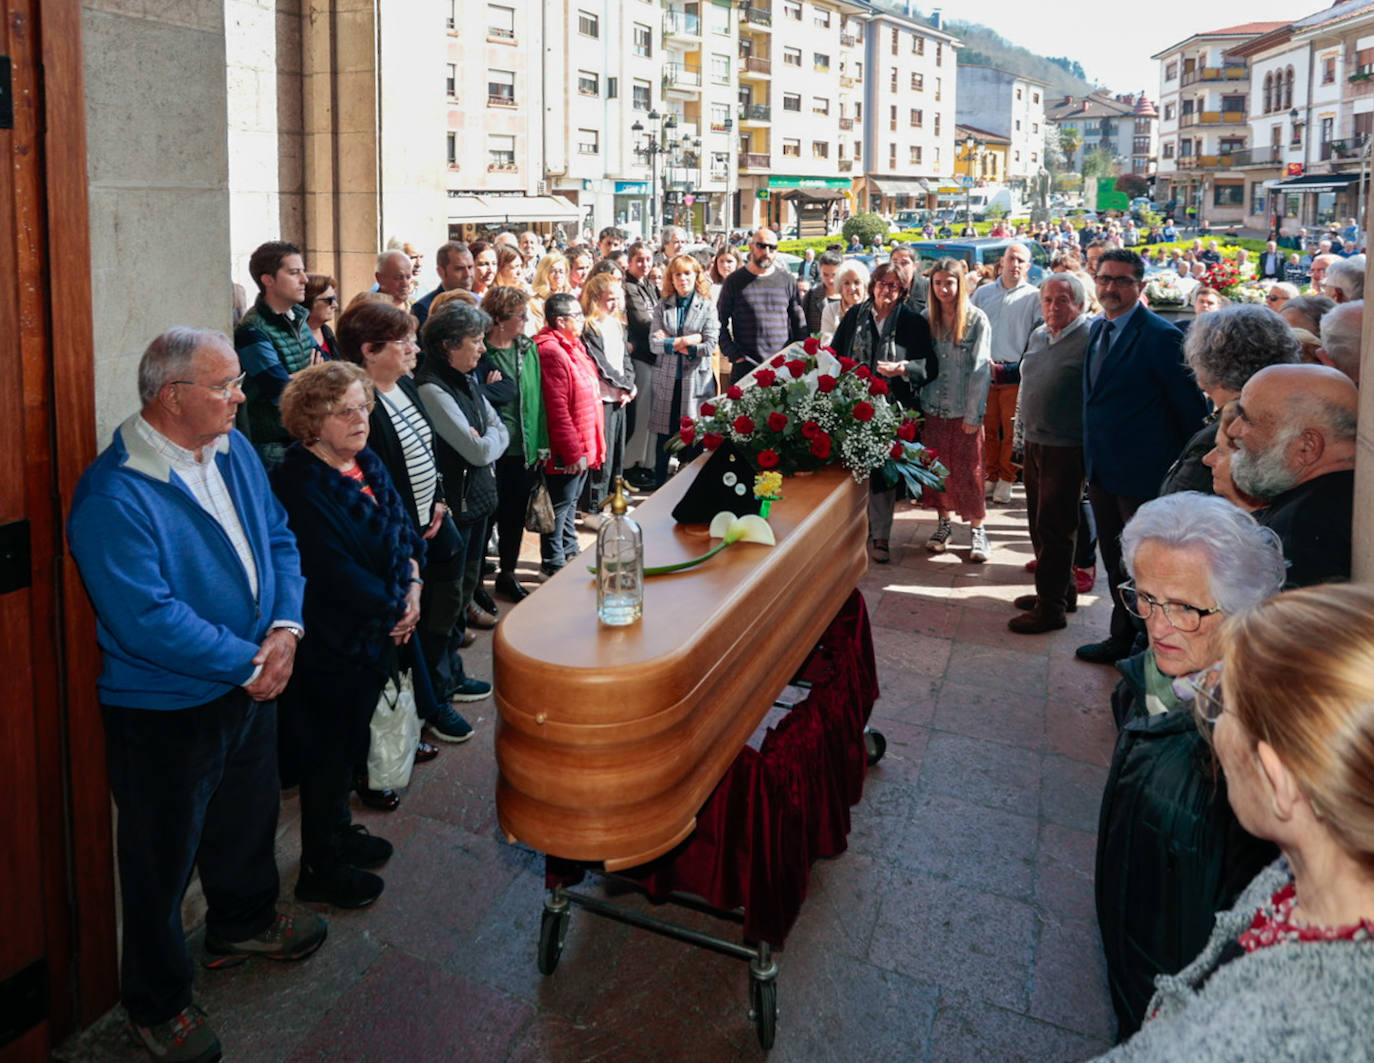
<box><xmin>780</xmin><ymin>187</ymin><xmax>845</xmax><ymax>202</ymax></box>
<box><xmin>447</xmin><ymin>194</ymin><xmax>584</xmax><ymax>225</ymax></box>
<box><xmin>1263</xmin><ymin>173</ymin><xmax>1360</xmax><ymax>194</ymax></box>
<box><xmin>868</xmin><ymin>177</ymin><xmax>930</xmax><ymax>196</ymax></box>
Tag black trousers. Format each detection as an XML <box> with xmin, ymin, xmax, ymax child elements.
<box><xmin>103</xmin><ymin>692</ymin><xmax>280</xmax><ymax>1025</ymax></box>
<box><xmin>493</xmin><ymin>454</ymin><xmax>532</xmax><ymax>576</ymax></box>
<box><xmin>1087</xmin><ymin>482</ymin><xmax>1147</xmax><ymax>644</ymax></box>
<box><xmin>1024</xmin><ymin>442</ymin><xmax>1084</xmax><ymax>621</ymax></box>
<box><xmin>586</xmin><ymin>403</ymin><xmax>627</xmax><ymax>510</ymax></box>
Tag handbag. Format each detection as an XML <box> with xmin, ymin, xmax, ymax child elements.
<box><xmin>366</xmin><ymin>665</ymin><xmax>421</xmax><ymax>791</ymax></box>
<box><xmin>525</xmin><ymin>471</ymin><xmax>557</xmax><ymax>534</ymax></box>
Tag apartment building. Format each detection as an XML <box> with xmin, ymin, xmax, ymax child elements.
<box><xmin>955</xmin><ymin>65</ymin><xmax>1047</xmax><ymax>189</ymax></box>
<box><xmin>1152</xmin><ymin>22</ymin><xmax>1285</xmax><ymax>226</ymax></box>
<box><xmin>856</xmin><ymin>6</ymin><xmax>961</xmax><ymax>215</ymax></box>
<box><xmin>1044</xmin><ymin>92</ymin><xmax>1159</xmax><ymax>177</ymax></box>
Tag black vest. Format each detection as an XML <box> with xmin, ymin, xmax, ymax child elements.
<box><xmin>415</xmin><ymin>359</ymin><xmax>498</xmax><ymax>525</ymax></box>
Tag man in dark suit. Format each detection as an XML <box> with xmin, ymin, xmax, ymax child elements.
<box><xmin>1258</xmin><ymin>240</ymin><xmax>1285</xmax><ymax>280</ymax></box>
<box><xmin>1078</xmin><ymin>250</ymin><xmax>1208</xmax><ymax>663</ymax></box>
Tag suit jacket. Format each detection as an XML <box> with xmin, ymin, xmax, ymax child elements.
<box><xmin>1258</xmin><ymin>252</ymin><xmax>1285</xmax><ymax>280</ymax></box>
<box><xmin>1083</xmin><ymin>307</ymin><xmax>1207</xmax><ymax>500</ymax></box>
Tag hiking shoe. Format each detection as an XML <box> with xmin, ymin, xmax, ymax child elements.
<box><xmin>926</xmin><ymin>517</ymin><xmax>953</xmax><ymax>553</ymax></box>
<box><xmin>128</xmin><ymin>1004</ymin><xmax>221</xmax><ymax>1063</ymax></box>
<box><xmin>340</xmin><ymin>825</ymin><xmax>393</xmax><ymax>869</ymax></box>
<box><xmin>449</xmin><ymin>678</ymin><xmax>491</xmax><ymax>706</ymax></box>
<box><xmin>969</xmin><ymin>526</ymin><xmax>990</xmax><ymax>563</ymax></box>
<box><xmin>203</xmin><ymin>912</ymin><xmax>327</xmax><ymax>969</ymax></box>
<box><xmin>294</xmin><ymin>864</ymin><xmax>384</xmax><ymax>909</ymax></box>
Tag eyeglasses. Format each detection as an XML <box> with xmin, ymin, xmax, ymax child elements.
<box><xmin>170</xmin><ymin>371</ymin><xmax>247</xmax><ymax>398</ymax></box>
<box><xmin>329</xmin><ymin>401</ymin><xmax>376</xmax><ymax>420</ymax></box>
<box><xmin>873</xmin><ymin>279</ymin><xmax>903</xmax><ymax>291</ymax></box>
<box><xmin>1182</xmin><ymin>663</ymin><xmax>1225</xmax><ymax>724</ymax></box>
<box><xmin>317</xmin><ymin>294</ymin><xmax>339</xmax><ymax>305</ymax></box>
<box><xmin>754</xmin><ymin>241</ymin><xmax>778</xmax><ymax>251</ymax></box>
<box><xmin>1118</xmin><ymin>580</ymin><xmax>1223</xmax><ymax>633</ymax></box>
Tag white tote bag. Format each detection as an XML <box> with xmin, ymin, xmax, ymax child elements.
<box><xmin>366</xmin><ymin>669</ymin><xmax>420</xmax><ymax>791</ymax></box>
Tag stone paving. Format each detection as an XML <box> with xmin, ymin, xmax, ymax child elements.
<box><xmin>60</xmin><ymin>485</ymin><xmax>1123</xmax><ymax>1063</ymax></box>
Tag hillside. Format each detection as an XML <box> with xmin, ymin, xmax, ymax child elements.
<box><xmin>866</xmin><ymin>2</ymin><xmax>1102</xmax><ymax>99</ymax></box>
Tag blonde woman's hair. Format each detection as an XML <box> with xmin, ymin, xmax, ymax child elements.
<box><xmin>925</xmin><ymin>257</ymin><xmax>969</xmax><ymax>345</ymax></box>
<box><xmin>660</xmin><ymin>254</ymin><xmax>711</xmax><ymax>299</ymax></box>
<box><xmin>1221</xmin><ymin>583</ymin><xmax>1374</xmax><ymax>869</ymax></box>
<box><xmin>532</xmin><ymin>250</ymin><xmax>570</xmax><ymax>298</ymax></box>
<box><xmin>579</xmin><ymin>271</ymin><xmax>624</xmax><ymax>334</ymax></box>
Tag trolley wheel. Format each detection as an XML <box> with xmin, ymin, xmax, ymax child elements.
<box><xmin>864</xmin><ymin>728</ymin><xmax>887</xmax><ymax>766</ymax></box>
<box><xmin>749</xmin><ymin>976</ymin><xmax>777</xmax><ymax>1050</ymax></box>
<box><xmin>537</xmin><ymin>905</ymin><xmax>569</xmax><ymax>976</ymax></box>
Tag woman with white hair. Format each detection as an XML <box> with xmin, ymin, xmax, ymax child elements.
<box><xmin>1096</xmin><ymin>492</ymin><xmax>1287</xmax><ymax>1041</ymax></box>
<box><xmin>819</xmin><ymin>258</ymin><xmax>870</xmax><ymax>346</ymax></box>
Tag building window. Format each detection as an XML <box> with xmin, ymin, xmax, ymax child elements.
<box><xmin>783</xmin><ymin>0</ymin><xmax>800</xmax><ymax>19</ymax></box>
<box><xmin>1016</xmin><ymin>87</ymin><xmax>1023</xmax><ymax>101</ymax></box>
<box><xmin>487</xmin><ymin>3</ymin><xmax>515</xmax><ymax>39</ymax></box>
<box><xmin>814</xmin><ymin>8</ymin><xmax>830</xmax><ymax>27</ymax></box>
<box><xmin>910</xmin><ymin>144</ymin><xmax>922</xmax><ymax>164</ymax></box>
<box><xmin>1251</xmin><ymin>181</ymin><xmax>1267</xmax><ymax>214</ymax></box>
<box><xmin>782</xmin><ymin>138</ymin><xmax>801</xmax><ymax>157</ymax></box>
<box><xmin>890</xmin><ymin>104</ymin><xmax>897</xmax><ymax>132</ymax></box>
<box><xmin>933</xmin><ymin>114</ymin><xmax>940</xmax><ymax>135</ymax></box>
<box><xmin>577</xmin><ymin>128</ymin><xmax>599</xmax><ymax>155</ymax></box>
<box><xmin>910</xmin><ymin>108</ymin><xmax>923</xmax><ymax>127</ymax></box>
<box><xmin>1164</xmin><ymin>102</ymin><xmax>1175</xmax><ymax>121</ymax></box>
<box><xmin>488</xmin><ymin>69</ymin><xmax>515</xmax><ymax>106</ymax></box>
<box><xmin>1014</xmin><ymin>150</ymin><xmax>1021</xmax><ymax>161</ymax></box>
<box><xmin>577</xmin><ymin>10</ymin><xmax>598</xmax><ymax>37</ymax></box>
<box><xmin>1213</xmin><ymin>182</ymin><xmax>1244</xmax><ymax>207</ymax></box>
<box><xmin>577</xmin><ymin>70</ymin><xmax>599</xmax><ymax>96</ymax></box>
<box><xmin>633</xmin><ymin>23</ymin><xmax>652</xmax><ymax>57</ymax></box>
<box><xmin>856</xmin><ymin>61</ymin><xmax>863</xmax><ymax>81</ymax></box>
<box><xmin>710</xmin><ymin>101</ymin><xmax>730</xmax><ymax>129</ymax></box>
<box><xmin>854</xmin><ymin>139</ymin><xmax>861</xmax><ymax>159</ymax></box>
<box><xmin>446</xmin><ymin>63</ymin><xmax>457</xmax><ymax>97</ymax></box>
<box><xmin>1033</xmin><ymin>91</ymin><xmax>1040</xmax><ymax>104</ymax></box>
<box><xmin>812</xmin><ymin>140</ymin><xmax>829</xmax><ymax>158</ymax></box>
<box><xmin>934</xmin><ymin>76</ymin><xmax>941</xmax><ymax>102</ymax></box>
<box><xmin>916</xmin><ymin>35</ymin><xmax>925</xmax><ymax>55</ymax></box>
<box><xmin>783</xmin><ymin>92</ymin><xmax>801</xmax><ymax>112</ymax></box>
<box><xmin>488</xmin><ymin>134</ymin><xmax>516</xmax><ymax>169</ymax></box>
<box><xmin>935</xmin><ymin>42</ymin><xmax>942</xmax><ymax>65</ymax></box>
<box><xmin>1030</xmin><ymin>151</ymin><xmax>1037</xmax><ymax>163</ymax></box>
<box><xmin>1322</xmin><ymin>55</ymin><xmax>1336</xmax><ymax>84</ymax></box>
<box><xmin>707</xmin><ymin>2</ymin><xmax>729</xmax><ymax>35</ymax></box>
<box><xmin>1165</xmin><ymin>61</ymin><xmax>1177</xmax><ymax>80</ymax></box>
<box><xmin>711</xmin><ymin>53</ymin><xmax>730</xmax><ymax>84</ymax></box>
<box><xmin>889</xmin><ymin>142</ymin><xmax>897</xmax><ymax>167</ymax></box>
<box><xmin>1178</xmin><ymin>138</ymin><xmax>1193</xmax><ymax>157</ymax></box>
<box><xmin>911</xmin><ymin>72</ymin><xmax>924</xmax><ymax>91</ymax></box>
<box><xmin>934</xmin><ymin>145</ymin><xmax>940</xmax><ymax>165</ymax></box>
<box><xmin>854</xmin><ymin>102</ymin><xmax>861</xmax><ymax>120</ymax></box>
<box><xmin>890</xmin><ymin>27</ymin><xmax>898</xmax><ymax>56</ymax></box>
<box><xmin>814</xmin><ymin>52</ymin><xmax>830</xmax><ymax>71</ymax></box>
<box><xmin>1032</xmin><ymin>122</ymin><xmax>1039</xmax><ymax>134</ymax></box>
<box><xmin>890</xmin><ymin>68</ymin><xmax>898</xmax><ymax>92</ymax></box>
<box><xmin>783</xmin><ymin>46</ymin><xmax>802</xmax><ymax>67</ymax></box>
<box><xmin>446</xmin><ymin>131</ymin><xmax>457</xmax><ymax>166</ymax></box>
<box><xmin>633</xmin><ymin>80</ymin><xmax>652</xmax><ymax>111</ymax></box>
<box><xmin>812</xmin><ymin>96</ymin><xmax>830</xmax><ymax>115</ymax></box>
<box><xmin>1015</xmin><ymin>119</ymin><xmax>1021</xmax><ymax>131</ymax></box>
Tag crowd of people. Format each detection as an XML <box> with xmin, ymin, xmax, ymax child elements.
<box><xmin>66</xmin><ymin>216</ymin><xmax>1371</xmax><ymax>1061</ymax></box>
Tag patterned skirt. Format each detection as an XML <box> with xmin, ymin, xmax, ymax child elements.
<box><xmin>919</xmin><ymin>416</ymin><xmax>986</xmax><ymax>522</ymax></box>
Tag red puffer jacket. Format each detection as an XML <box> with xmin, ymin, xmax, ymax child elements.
<box><xmin>533</xmin><ymin>325</ymin><xmax>606</xmax><ymax>473</ymax></box>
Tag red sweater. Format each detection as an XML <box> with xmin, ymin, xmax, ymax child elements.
<box><xmin>533</xmin><ymin>326</ymin><xmax>606</xmax><ymax>472</ymax></box>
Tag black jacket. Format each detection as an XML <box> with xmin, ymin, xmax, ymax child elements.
<box><xmin>1158</xmin><ymin>412</ymin><xmax>1218</xmax><ymax>498</ymax></box>
<box><xmin>624</xmin><ymin>275</ymin><xmax>660</xmax><ymax>365</ymax></box>
<box><xmin>1096</xmin><ymin>652</ymin><xmax>1276</xmax><ymax>1040</ymax></box>
<box><xmin>830</xmin><ymin>301</ymin><xmax>938</xmax><ymax>411</ymax></box>
<box><xmin>1255</xmin><ymin>469</ymin><xmax>1354</xmax><ymax>588</ymax></box>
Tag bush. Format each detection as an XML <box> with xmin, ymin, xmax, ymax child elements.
<box><xmin>842</xmin><ymin>212</ymin><xmax>889</xmax><ymax>248</ymax></box>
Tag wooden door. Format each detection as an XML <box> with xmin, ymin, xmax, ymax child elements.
<box><xmin>0</xmin><ymin>1</ymin><xmax>115</xmax><ymax>1059</ymax></box>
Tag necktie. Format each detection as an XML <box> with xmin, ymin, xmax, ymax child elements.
<box><xmin>1090</xmin><ymin>320</ymin><xmax>1115</xmax><ymax>390</ymax></box>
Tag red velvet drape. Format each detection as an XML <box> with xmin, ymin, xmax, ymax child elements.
<box><xmin>547</xmin><ymin>590</ymin><xmax>879</xmax><ymax>946</ymax></box>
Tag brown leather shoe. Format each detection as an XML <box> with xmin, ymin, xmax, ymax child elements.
<box><xmin>1014</xmin><ymin>593</ymin><xmax>1076</xmax><ymax>613</ymax></box>
<box><xmin>414</xmin><ymin>740</ymin><xmax>440</xmax><ymax>764</ymax></box>
<box><xmin>466</xmin><ymin>604</ymin><xmax>498</xmax><ymax>630</ymax></box>
<box><xmin>1008</xmin><ymin>611</ymin><xmax>1067</xmax><ymax>634</ymax></box>
<box><xmin>459</xmin><ymin>629</ymin><xmax>477</xmax><ymax>648</ymax></box>
<box><xmin>352</xmin><ymin>773</ymin><xmax>401</xmax><ymax>812</ymax></box>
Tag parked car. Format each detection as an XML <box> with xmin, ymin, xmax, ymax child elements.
<box><xmin>903</xmin><ymin>237</ymin><xmax>1050</xmax><ymax>283</ymax></box>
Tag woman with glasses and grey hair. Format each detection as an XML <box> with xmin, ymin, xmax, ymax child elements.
<box><xmin>1095</xmin><ymin>491</ymin><xmax>1287</xmax><ymax>1041</ymax></box>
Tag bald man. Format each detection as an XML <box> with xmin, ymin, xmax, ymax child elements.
<box><xmin>374</xmin><ymin>249</ymin><xmax>414</xmax><ymax>309</ymax></box>
<box><xmin>716</xmin><ymin>226</ymin><xmax>806</xmax><ymax>383</ymax></box>
<box><xmin>1228</xmin><ymin>363</ymin><xmax>1358</xmax><ymax>586</ymax></box>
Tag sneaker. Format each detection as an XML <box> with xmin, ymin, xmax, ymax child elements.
<box><xmin>992</xmin><ymin>480</ymin><xmax>1014</xmax><ymax>504</ymax></box>
<box><xmin>449</xmin><ymin>677</ymin><xmax>491</xmax><ymax>706</ymax></box>
<box><xmin>984</xmin><ymin>480</ymin><xmax>996</xmax><ymax>500</ymax></box>
<box><xmin>294</xmin><ymin>864</ymin><xmax>383</xmax><ymax>909</ymax></box>
<box><xmin>969</xmin><ymin>526</ymin><xmax>990</xmax><ymax>563</ymax></box>
<box><xmin>203</xmin><ymin>912</ymin><xmax>327</xmax><ymax>968</ymax></box>
<box><xmin>128</xmin><ymin>1004</ymin><xmax>222</xmax><ymax>1063</ymax></box>
<box><xmin>926</xmin><ymin>517</ymin><xmax>953</xmax><ymax>553</ymax></box>
<box><xmin>427</xmin><ymin>702</ymin><xmax>476</xmax><ymax>740</ymax></box>
<box><xmin>340</xmin><ymin>825</ymin><xmax>393</xmax><ymax>869</ymax></box>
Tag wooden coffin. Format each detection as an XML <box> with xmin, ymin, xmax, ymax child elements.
<box><xmin>493</xmin><ymin>462</ymin><xmax>868</xmax><ymax>870</ymax></box>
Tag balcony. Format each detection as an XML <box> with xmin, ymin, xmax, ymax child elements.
<box><xmin>487</xmin><ymin>94</ymin><xmax>517</xmax><ymax>108</ymax></box>
<box><xmin>663</xmin><ymin>10</ymin><xmax>700</xmax><ymax>38</ymax></box>
<box><xmin>738</xmin><ymin>102</ymin><xmax>771</xmax><ymax>122</ymax></box>
<box><xmin>1180</xmin><ymin>63</ymin><xmax>1248</xmax><ymax>87</ymax></box>
<box><xmin>740</xmin><ymin>152</ymin><xmax>770</xmax><ymax>169</ymax></box>
<box><xmin>1326</xmin><ymin>133</ymin><xmax>1370</xmax><ymax>160</ymax></box>
<box><xmin>840</xmin><ymin>32</ymin><xmax>856</xmax><ymax>47</ymax></box>
<box><xmin>740</xmin><ymin>4</ymin><xmax>772</xmax><ymax>30</ymax></box>
<box><xmin>741</xmin><ymin>55</ymin><xmax>772</xmax><ymax>77</ymax></box>
<box><xmin>838</xmin><ymin>159</ymin><xmax>853</xmax><ymax>172</ymax></box>
<box><xmin>839</xmin><ymin>116</ymin><xmax>854</xmax><ymax>130</ymax></box>
<box><xmin>663</xmin><ymin>63</ymin><xmax>702</xmax><ymax>91</ymax></box>
<box><xmin>1213</xmin><ymin>145</ymin><xmax>1281</xmax><ymax>167</ymax></box>
<box><xmin>1179</xmin><ymin>109</ymin><xmax>1247</xmax><ymax>127</ymax></box>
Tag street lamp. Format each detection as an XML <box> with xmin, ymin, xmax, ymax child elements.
<box><xmin>631</xmin><ymin>110</ymin><xmax>678</xmax><ymax>241</ymax></box>
<box><xmin>959</xmin><ymin>136</ymin><xmax>985</xmax><ymax>232</ymax></box>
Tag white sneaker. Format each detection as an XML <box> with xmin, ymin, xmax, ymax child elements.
<box><xmin>984</xmin><ymin>480</ymin><xmax>996</xmax><ymax>499</ymax></box>
<box><xmin>993</xmin><ymin>480</ymin><xmax>1014</xmax><ymax>504</ymax></box>
<box><xmin>969</xmin><ymin>526</ymin><xmax>990</xmax><ymax>563</ymax></box>
<box><xmin>926</xmin><ymin>517</ymin><xmax>953</xmax><ymax>553</ymax></box>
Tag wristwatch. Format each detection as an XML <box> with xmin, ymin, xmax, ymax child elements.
<box><xmin>279</xmin><ymin>624</ymin><xmax>305</xmax><ymax>642</ymax></box>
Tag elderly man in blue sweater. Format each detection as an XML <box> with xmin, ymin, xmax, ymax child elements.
<box><xmin>68</xmin><ymin>327</ymin><xmax>325</xmax><ymax>1063</ymax></box>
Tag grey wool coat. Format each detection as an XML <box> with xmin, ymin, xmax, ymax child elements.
<box><xmin>647</xmin><ymin>291</ymin><xmax>720</xmax><ymax>437</ymax></box>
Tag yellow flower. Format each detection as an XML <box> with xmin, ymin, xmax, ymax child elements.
<box><xmin>754</xmin><ymin>471</ymin><xmax>783</xmax><ymax>499</ymax></box>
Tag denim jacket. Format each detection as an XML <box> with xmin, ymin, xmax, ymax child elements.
<box><xmin>919</xmin><ymin>305</ymin><xmax>991</xmax><ymax>427</ymax></box>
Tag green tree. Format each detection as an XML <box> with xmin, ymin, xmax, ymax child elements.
<box><xmin>1082</xmin><ymin>146</ymin><xmax>1118</xmax><ymax>180</ymax></box>
<box><xmin>1115</xmin><ymin>173</ymin><xmax>1149</xmax><ymax>198</ymax></box>
<box><xmin>842</xmin><ymin>212</ymin><xmax>889</xmax><ymax>248</ymax></box>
